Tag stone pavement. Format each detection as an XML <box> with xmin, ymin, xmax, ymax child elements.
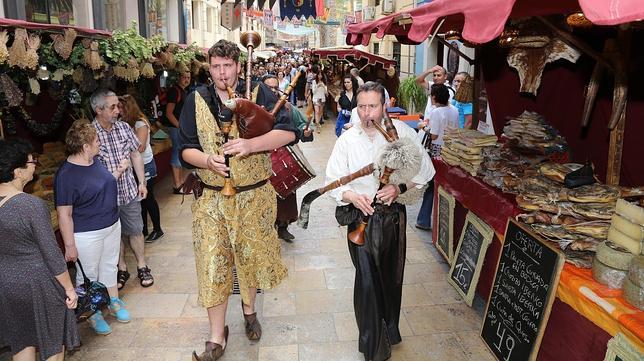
<box><xmin>65</xmin><ymin>120</ymin><xmax>495</xmax><ymax>361</ymax></box>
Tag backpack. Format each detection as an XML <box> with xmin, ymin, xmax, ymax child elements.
<box><xmin>154</xmin><ymin>84</ymin><xmax>182</xmax><ymax>127</ymax></box>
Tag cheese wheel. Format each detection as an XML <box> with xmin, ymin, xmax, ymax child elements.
<box><xmin>595</xmin><ymin>241</ymin><xmax>634</xmax><ymax>270</ymax></box>
<box><xmin>623</xmin><ymin>277</ymin><xmax>644</xmax><ymax>311</ymax></box>
<box><xmin>629</xmin><ymin>255</ymin><xmax>644</xmax><ymax>288</ymax></box>
<box><xmin>611</xmin><ymin>213</ymin><xmax>644</xmax><ymax>240</ymax></box>
<box><xmin>592</xmin><ymin>258</ymin><xmax>628</xmax><ymax>289</ymax></box>
<box><xmin>607</xmin><ymin>226</ymin><xmax>641</xmax><ymax>255</ymax></box>
<box><xmin>615</xmin><ymin>199</ymin><xmax>644</xmax><ymax>225</ymax></box>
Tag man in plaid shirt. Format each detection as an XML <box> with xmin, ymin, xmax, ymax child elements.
<box><xmin>91</xmin><ymin>89</ymin><xmax>154</xmax><ymax>289</ymax></box>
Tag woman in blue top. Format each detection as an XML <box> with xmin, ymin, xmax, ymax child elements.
<box><xmin>54</xmin><ymin>120</ymin><xmax>131</xmax><ymax>336</ymax></box>
<box><xmin>451</xmin><ymin>72</ymin><xmax>473</xmax><ymax>129</ymax></box>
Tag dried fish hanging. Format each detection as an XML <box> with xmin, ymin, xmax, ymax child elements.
<box><xmin>50</xmin><ymin>28</ymin><xmax>77</xmax><ymax>59</ymax></box>
<box><xmin>0</xmin><ymin>30</ymin><xmax>9</xmax><ymax>64</ymax></box>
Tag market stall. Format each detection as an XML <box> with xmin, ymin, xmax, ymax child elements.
<box><xmin>347</xmin><ymin>0</ymin><xmax>644</xmax><ymax>360</ymax></box>
<box><xmin>0</xmin><ymin>20</ymin><xmax>208</xmax><ymax>229</ymax></box>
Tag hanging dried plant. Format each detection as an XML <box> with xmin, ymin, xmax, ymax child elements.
<box><xmin>79</xmin><ymin>68</ymin><xmax>98</xmax><ymax>93</ymax></box>
<box><xmin>0</xmin><ymin>73</ymin><xmax>24</xmax><ymax>107</ymax></box>
<box><xmin>72</xmin><ymin>67</ymin><xmax>84</xmax><ymax>84</ymax></box>
<box><xmin>25</xmin><ymin>32</ymin><xmax>41</xmax><ymax>70</ymax></box>
<box><xmin>50</xmin><ymin>28</ymin><xmax>77</xmax><ymax>59</ymax></box>
<box><xmin>0</xmin><ymin>30</ymin><xmax>9</xmax><ymax>64</ymax></box>
<box><xmin>176</xmin><ymin>61</ymin><xmax>189</xmax><ymax>73</ymax></box>
<box><xmin>140</xmin><ymin>62</ymin><xmax>155</xmax><ymax>78</ymax></box>
<box><xmin>28</xmin><ymin>78</ymin><xmax>41</xmax><ymax>95</ymax></box>
<box><xmin>81</xmin><ymin>38</ymin><xmax>104</xmax><ymax>70</ymax></box>
<box><xmin>8</xmin><ymin>28</ymin><xmax>29</xmax><ymax>69</ymax></box>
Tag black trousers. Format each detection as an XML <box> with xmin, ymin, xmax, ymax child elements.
<box><xmin>347</xmin><ymin>203</ymin><xmax>406</xmax><ymax>361</ymax></box>
<box><xmin>141</xmin><ymin>176</ymin><xmax>162</xmax><ymax>234</ymax></box>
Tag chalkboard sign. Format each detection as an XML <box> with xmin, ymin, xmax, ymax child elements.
<box><xmin>481</xmin><ymin>219</ymin><xmax>564</xmax><ymax>361</ymax></box>
<box><xmin>436</xmin><ymin>186</ymin><xmax>455</xmax><ymax>263</ymax></box>
<box><xmin>448</xmin><ymin>211</ymin><xmax>494</xmax><ymax>306</ymax></box>
<box><xmin>603</xmin><ymin>333</ymin><xmax>641</xmax><ymax>361</ymax></box>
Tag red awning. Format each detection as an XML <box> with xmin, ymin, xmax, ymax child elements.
<box><xmin>346</xmin><ymin>0</ymin><xmax>644</xmax><ymax>46</ymax></box>
<box><xmin>312</xmin><ymin>47</ymin><xmax>397</xmax><ymax>69</ymax></box>
<box><xmin>0</xmin><ymin>18</ymin><xmax>111</xmax><ymax>37</ymax></box>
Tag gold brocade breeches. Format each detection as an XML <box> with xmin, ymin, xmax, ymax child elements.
<box><xmin>191</xmin><ymin>183</ymin><xmax>287</xmax><ymax>308</ymax></box>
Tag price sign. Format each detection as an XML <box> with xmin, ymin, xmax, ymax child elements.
<box><xmin>448</xmin><ymin>211</ymin><xmax>494</xmax><ymax>306</ymax></box>
<box><xmin>436</xmin><ymin>186</ymin><xmax>455</xmax><ymax>263</ymax></box>
<box><xmin>481</xmin><ymin>219</ymin><xmax>564</xmax><ymax>361</ymax></box>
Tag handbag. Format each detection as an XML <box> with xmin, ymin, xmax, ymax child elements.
<box><xmin>75</xmin><ymin>259</ymin><xmax>110</xmax><ymax>322</ymax></box>
<box><xmin>564</xmin><ymin>160</ymin><xmax>595</xmax><ymax>188</ymax></box>
<box><xmin>335</xmin><ymin>204</ymin><xmax>361</xmax><ymax>226</ymax></box>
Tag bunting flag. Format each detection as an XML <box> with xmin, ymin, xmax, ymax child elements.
<box><xmin>279</xmin><ymin>0</ymin><xmax>316</xmax><ymax>20</ymax></box>
<box><xmin>315</xmin><ymin>0</ymin><xmax>325</xmax><ymax>19</ymax></box>
<box><xmin>269</xmin><ymin>0</ymin><xmax>277</xmax><ymax>11</ymax></box>
<box><xmin>257</xmin><ymin>0</ymin><xmax>267</xmax><ymax>9</ymax></box>
<box><xmin>246</xmin><ymin>0</ymin><xmax>254</xmax><ymax>10</ymax></box>
<box><xmin>221</xmin><ymin>0</ymin><xmax>227</xmax><ymax>4</ymax></box>
<box><xmin>234</xmin><ymin>0</ymin><xmax>242</xmax><ymax>7</ymax></box>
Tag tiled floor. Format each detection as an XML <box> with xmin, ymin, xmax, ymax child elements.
<box><xmin>65</xmin><ymin>120</ymin><xmax>495</xmax><ymax>361</ymax></box>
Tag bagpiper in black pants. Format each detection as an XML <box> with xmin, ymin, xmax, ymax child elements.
<box><xmin>347</xmin><ymin>203</ymin><xmax>406</xmax><ymax>361</ymax></box>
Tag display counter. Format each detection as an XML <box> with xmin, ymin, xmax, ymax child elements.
<box><xmin>430</xmin><ymin>159</ymin><xmax>644</xmax><ymax>360</ymax></box>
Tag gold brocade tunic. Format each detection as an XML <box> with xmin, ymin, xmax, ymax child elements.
<box><xmin>191</xmin><ymin>92</ymin><xmax>287</xmax><ymax>308</ymax></box>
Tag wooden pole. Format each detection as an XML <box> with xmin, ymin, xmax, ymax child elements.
<box><xmin>606</xmin><ymin>103</ymin><xmax>626</xmax><ymax>186</ymax></box>
<box><xmin>471</xmin><ymin>48</ymin><xmax>482</xmax><ymax>130</ymax></box>
<box><xmin>0</xmin><ymin>116</ymin><xmax>4</xmax><ymax>140</ymax></box>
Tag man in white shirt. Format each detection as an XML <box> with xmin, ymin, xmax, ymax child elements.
<box><xmin>325</xmin><ymin>82</ymin><xmax>434</xmax><ymax>361</ymax></box>
<box><xmin>416</xmin><ymin>65</ymin><xmax>454</xmax><ymax>119</ymax></box>
<box><xmin>350</xmin><ymin>67</ymin><xmax>365</xmax><ymax>86</ymax></box>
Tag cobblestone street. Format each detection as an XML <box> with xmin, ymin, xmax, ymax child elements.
<box><xmin>64</xmin><ymin>121</ymin><xmax>495</xmax><ymax>361</ymax></box>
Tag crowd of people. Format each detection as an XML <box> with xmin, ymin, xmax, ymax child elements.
<box><xmin>0</xmin><ymin>38</ymin><xmax>473</xmax><ymax>360</ymax></box>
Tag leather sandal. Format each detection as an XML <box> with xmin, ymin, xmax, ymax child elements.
<box><xmin>192</xmin><ymin>326</ymin><xmax>228</xmax><ymax>361</ymax></box>
<box><xmin>117</xmin><ymin>269</ymin><xmax>130</xmax><ymax>290</ymax></box>
<box><xmin>242</xmin><ymin>301</ymin><xmax>262</xmax><ymax>341</ymax></box>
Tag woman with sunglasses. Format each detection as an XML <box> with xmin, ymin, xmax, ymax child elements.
<box><xmin>0</xmin><ymin>139</ymin><xmax>80</xmax><ymax>361</ymax></box>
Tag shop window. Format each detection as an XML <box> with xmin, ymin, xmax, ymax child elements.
<box><xmin>392</xmin><ymin>42</ymin><xmax>401</xmax><ymax>70</ymax></box>
<box><xmin>12</xmin><ymin>0</ymin><xmax>77</xmax><ymax>25</ymax></box>
<box><xmin>143</xmin><ymin>0</ymin><xmax>168</xmax><ymax>38</ymax></box>
<box><xmin>95</xmin><ymin>0</ymin><xmax>124</xmax><ymax>31</ymax></box>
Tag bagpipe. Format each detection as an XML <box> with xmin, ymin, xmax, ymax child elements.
<box><xmin>215</xmin><ymin>30</ymin><xmax>309</xmax><ymax>198</ymax></box>
<box><xmin>297</xmin><ymin>116</ymin><xmax>424</xmax><ymax>245</ymax></box>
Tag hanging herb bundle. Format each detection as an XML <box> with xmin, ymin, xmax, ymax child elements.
<box><xmin>100</xmin><ymin>22</ymin><xmax>155</xmax><ymax>66</ymax></box>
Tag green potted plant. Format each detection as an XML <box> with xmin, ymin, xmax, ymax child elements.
<box><xmin>397</xmin><ymin>76</ymin><xmax>427</xmax><ymax>114</ymax></box>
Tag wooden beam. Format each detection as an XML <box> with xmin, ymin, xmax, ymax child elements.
<box><xmin>535</xmin><ymin>16</ymin><xmax>615</xmax><ymax>73</ymax></box>
<box><xmin>471</xmin><ymin>49</ymin><xmax>482</xmax><ymax>130</ymax></box>
<box><xmin>606</xmin><ymin>103</ymin><xmax>626</xmax><ymax>186</ymax></box>
<box><xmin>394</xmin><ymin>13</ymin><xmax>413</xmax><ymax>26</ymax></box>
<box><xmin>436</xmin><ymin>36</ymin><xmax>476</xmax><ymax>64</ymax></box>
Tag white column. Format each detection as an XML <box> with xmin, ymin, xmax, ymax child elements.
<box><xmin>167</xmin><ymin>0</ymin><xmax>180</xmax><ymax>42</ymax></box>
<box><xmin>0</xmin><ymin>2</ymin><xmax>5</xmax><ymax>18</ymax></box>
<box><xmin>123</xmin><ymin>0</ymin><xmax>139</xmax><ymax>32</ymax></box>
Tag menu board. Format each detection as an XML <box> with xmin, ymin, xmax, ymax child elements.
<box><xmin>481</xmin><ymin>219</ymin><xmax>564</xmax><ymax>361</ymax></box>
<box><xmin>448</xmin><ymin>211</ymin><xmax>494</xmax><ymax>306</ymax></box>
<box><xmin>436</xmin><ymin>186</ymin><xmax>455</xmax><ymax>263</ymax></box>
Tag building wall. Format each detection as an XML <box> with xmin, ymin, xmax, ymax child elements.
<box><xmin>358</xmin><ymin>0</ymin><xmax>417</xmax><ymax>79</ymax></box>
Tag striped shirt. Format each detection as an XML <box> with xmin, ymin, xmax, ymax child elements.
<box><xmin>93</xmin><ymin>119</ymin><xmax>141</xmax><ymax>206</ymax></box>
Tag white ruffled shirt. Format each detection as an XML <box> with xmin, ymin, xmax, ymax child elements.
<box><xmin>326</xmin><ymin>118</ymin><xmax>435</xmax><ymax>206</ymax></box>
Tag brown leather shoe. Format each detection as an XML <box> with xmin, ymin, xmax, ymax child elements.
<box><xmin>242</xmin><ymin>301</ymin><xmax>262</xmax><ymax>341</ymax></box>
<box><xmin>192</xmin><ymin>326</ymin><xmax>228</xmax><ymax>361</ymax></box>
